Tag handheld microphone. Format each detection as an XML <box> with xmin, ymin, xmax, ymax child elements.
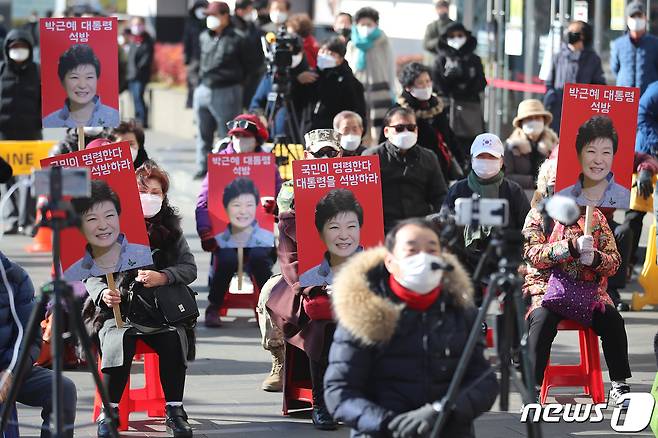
<box><xmin>544</xmin><ymin>195</ymin><xmax>580</xmax><ymax>226</ymax></box>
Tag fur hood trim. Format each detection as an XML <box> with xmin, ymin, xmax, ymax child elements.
<box><xmin>332</xmin><ymin>247</ymin><xmax>474</xmax><ymax>346</ymax></box>
<box><xmin>506</xmin><ymin>127</ymin><xmax>558</xmax><ymax>157</ymax></box>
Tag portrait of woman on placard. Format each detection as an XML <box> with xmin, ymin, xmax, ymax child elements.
<box><xmin>299</xmin><ymin>189</ymin><xmax>364</xmax><ymax>287</ymax></box>
<box><xmin>64</xmin><ymin>180</ymin><xmax>152</xmax><ymax>281</ymax></box>
<box><xmin>215</xmin><ymin>177</ymin><xmax>275</xmax><ymax>248</ymax></box>
<box><xmin>558</xmin><ymin>115</ymin><xmax>631</xmax><ymax>208</ymax></box>
<box><xmin>42</xmin><ymin>44</ymin><xmax>120</xmax><ymax>128</ymax></box>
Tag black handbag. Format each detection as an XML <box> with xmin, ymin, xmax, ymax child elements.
<box><xmin>153</xmin><ymin>283</ymin><xmax>199</xmax><ymax>327</ymax></box>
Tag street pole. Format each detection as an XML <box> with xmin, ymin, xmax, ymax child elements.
<box><xmin>594</xmin><ymin>0</ymin><xmax>604</xmax><ymax>55</ymax></box>
<box><xmin>524</xmin><ymin>0</ymin><xmax>536</xmax><ymax>99</ymax></box>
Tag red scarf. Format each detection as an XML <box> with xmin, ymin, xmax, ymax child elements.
<box><xmin>389</xmin><ymin>276</ymin><xmax>441</xmax><ymax>311</ymax></box>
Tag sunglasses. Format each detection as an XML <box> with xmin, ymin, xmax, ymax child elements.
<box><xmin>388</xmin><ymin>124</ymin><xmax>417</xmax><ymax>133</ymax></box>
<box><xmin>226</xmin><ymin>119</ymin><xmax>258</xmax><ymax>131</ymax></box>
<box><xmin>312</xmin><ymin>148</ymin><xmax>339</xmax><ymax>158</ymax></box>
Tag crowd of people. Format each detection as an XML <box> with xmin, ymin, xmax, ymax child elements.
<box><xmin>1</xmin><ymin>0</ymin><xmax>658</xmax><ymax>437</ymax></box>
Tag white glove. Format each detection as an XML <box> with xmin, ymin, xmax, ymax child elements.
<box><xmin>580</xmin><ymin>251</ymin><xmax>595</xmax><ymax>266</ymax></box>
<box><xmin>576</xmin><ymin>235</ymin><xmax>594</xmax><ymax>254</ymax></box>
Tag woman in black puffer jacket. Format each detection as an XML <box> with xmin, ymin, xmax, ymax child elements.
<box><xmin>324</xmin><ymin>219</ymin><xmax>498</xmax><ymax>438</ymax></box>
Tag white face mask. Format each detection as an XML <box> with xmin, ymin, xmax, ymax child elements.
<box><xmin>317</xmin><ymin>53</ymin><xmax>338</xmax><ymax>70</ymax></box>
<box><xmin>447</xmin><ymin>36</ymin><xmax>467</xmax><ymax>50</ymax></box>
<box><xmin>140</xmin><ymin>193</ymin><xmax>163</xmax><ymax>218</ymax></box>
<box><xmin>206</xmin><ymin>15</ymin><xmax>222</xmax><ymax>30</ymax></box>
<box><xmin>248</xmin><ymin>9</ymin><xmax>259</xmax><ymax>21</ymax></box>
<box><xmin>471</xmin><ymin>157</ymin><xmax>502</xmax><ymax>179</ymax></box>
<box><xmin>628</xmin><ymin>17</ymin><xmax>646</xmax><ymax>32</ymax></box>
<box><xmin>291</xmin><ymin>52</ymin><xmax>303</xmax><ymax>68</ymax></box>
<box><xmin>233</xmin><ymin>136</ymin><xmax>257</xmax><ymax>153</ymax></box>
<box><xmin>270</xmin><ymin>11</ymin><xmax>288</xmax><ymax>24</ymax></box>
<box><xmin>195</xmin><ymin>8</ymin><xmax>206</xmax><ymax>20</ymax></box>
<box><xmin>395</xmin><ymin>252</ymin><xmax>444</xmax><ymax>294</ymax></box>
<box><xmin>357</xmin><ymin>25</ymin><xmax>375</xmax><ymax>38</ymax></box>
<box><xmin>340</xmin><ymin>134</ymin><xmax>361</xmax><ymax>151</ymax></box>
<box><xmin>410</xmin><ymin>86</ymin><xmax>433</xmax><ymax>101</ymax></box>
<box><xmin>130</xmin><ymin>146</ymin><xmax>138</xmax><ymax>162</ymax></box>
<box><xmin>8</xmin><ymin>48</ymin><xmax>30</xmax><ymax>62</ymax></box>
<box><xmin>521</xmin><ymin>120</ymin><xmax>544</xmax><ymax>137</ymax></box>
<box><xmin>389</xmin><ymin>131</ymin><xmax>417</xmax><ymax>150</ymax></box>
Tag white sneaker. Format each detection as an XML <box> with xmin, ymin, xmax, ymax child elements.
<box><xmin>609</xmin><ymin>383</ymin><xmax>631</xmax><ymax>407</ymax></box>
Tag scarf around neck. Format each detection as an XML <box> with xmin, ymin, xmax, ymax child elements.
<box><xmin>351</xmin><ymin>26</ymin><xmax>382</xmax><ymax>72</ymax></box>
<box><xmin>464</xmin><ymin>170</ymin><xmax>505</xmax><ymax>248</ymax></box>
<box><xmin>389</xmin><ymin>275</ymin><xmax>441</xmax><ymax>311</ymax></box>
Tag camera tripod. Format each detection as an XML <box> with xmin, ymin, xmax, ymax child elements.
<box><xmin>430</xmin><ymin>229</ymin><xmax>542</xmax><ymax>438</ymax></box>
<box><xmin>0</xmin><ymin>167</ymin><xmax>119</xmax><ymax>438</ymax></box>
<box><xmin>265</xmin><ymin>76</ymin><xmax>304</xmax><ymax>165</ymax></box>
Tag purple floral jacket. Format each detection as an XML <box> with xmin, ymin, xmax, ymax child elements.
<box><xmin>521</xmin><ymin>207</ymin><xmax>619</xmax><ymax>317</ymax></box>
<box><xmin>195</xmin><ymin>143</ymin><xmax>283</xmax><ymax>238</ymax></box>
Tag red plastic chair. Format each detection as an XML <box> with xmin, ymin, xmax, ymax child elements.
<box><xmin>540</xmin><ymin>320</ymin><xmax>605</xmax><ymax>404</ymax></box>
<box><xmin>92</xmin><ymin>340</ymin><xmax>166</xmax><ymax>431</ymax></box>
<box><xmin>282</xmin><ymin>342</ymin><xmax>314</xmax><ymax>415</ymax></box>
<box><xmin>219</xmin><ymin>275</ymin><xmax>261</xmax><ymax>318</ymax></box>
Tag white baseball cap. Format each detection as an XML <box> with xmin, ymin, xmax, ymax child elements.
<box><xmin>470</xmin><ymin>133</ymin><xmax>504</xmax><ymax>158</ymax></box>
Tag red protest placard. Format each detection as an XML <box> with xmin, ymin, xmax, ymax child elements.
<box><xmin>294</xmin><ymin>156</ymin><xmax>384</xmax><ymax>287</ymax></box>
<box><xmin>40</xmin><ymin>17</ymin><xmax>119</xmax><ymax>128</ymax></box>
<box><xmin>555</xmin><ymin>83</ymin><xmax>639</xmax><ymax>209</ymax></box>
<box><xmin>41</xmin><ymin>142</ymin><xmax>152</xmax><ymax>281</ymax></box>
<box><xmin>207</xmin><ymin>153</ymin><xmax>277</xmax><ymax>248</ymax></box>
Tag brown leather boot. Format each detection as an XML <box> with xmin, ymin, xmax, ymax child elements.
<box><xmin>261</xmin><ymin>346</ymin><xmax>284</xmax><ymax>392</ymax></box>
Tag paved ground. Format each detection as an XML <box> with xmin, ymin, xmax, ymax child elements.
<box><xmin>1</xmin><ymin>128</ymin><xmax>657</xmax><ymax>437</ymax></box>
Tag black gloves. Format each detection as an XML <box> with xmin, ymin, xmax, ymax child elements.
<box><xmin>387</xmin><ymin>403</ymin><xmax>439</xmax><ymax>438</ymax></box>
<box><xmin>637</xmin><ymin>169</ymin><xmax>654</xmax><ymax>199</ymax></box>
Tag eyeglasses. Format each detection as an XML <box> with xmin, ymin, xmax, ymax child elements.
<box><xmin>312</xmin><ymin>148</ymin><xmax>339</xmax><ymax>158</ymax></box>
<box><xmin>388</xmin><ymin>124</ymin><xmax>417</xmax><ymax>133</ymax></box>
<box><xmin>226</xmin><ymin>119</ymin><xmax>258</xmax><ymax>131</ymax></box>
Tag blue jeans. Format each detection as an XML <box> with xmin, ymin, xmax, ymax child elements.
<box><xmin>18</xmin><ymin>366</ymin><xmax>77</xmax><ymax>438</ymax></box>
<box><xmin>128</xmin><ymin>80</ymin><xmax>148</xmax><ymax>127</ymax></box>
<box><xmin>193</xmin><ymin>83</ymin><xmax>242</xmax><ymax>173</ymax></box>
<box><xmin>208</xmin><ymin>247</ymin><xmax>274</xmax><ymax>307</ymax></box>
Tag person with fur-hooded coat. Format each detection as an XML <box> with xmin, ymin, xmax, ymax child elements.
<box><xmin>504</xmin><ymin>99</ymin><xmax>559</xmax><ymax>189</ymax></box>
<box><xmin>324</xmin><ymin>219</ymin><xmax>498</xmax><ymax>438</ymax></box>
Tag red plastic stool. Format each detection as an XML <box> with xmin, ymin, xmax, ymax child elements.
<box><xmin>92</xmin><ymin>340</ymin><xmax>166</xmax><ymax>430</ymax></box>
<box><xmin>282</xmin><ymin>342</ymin><xmax>313</xmax><ymax>415</ymax></box>
<box><xmin>219</xmin><ymin>275</ymin><xmax>261</xmax><ymax>318</ymax></box>
<box><xmin>540</xmin><ymin>320</ymin><xmax>605</xmax><ymax>404</ymax></box>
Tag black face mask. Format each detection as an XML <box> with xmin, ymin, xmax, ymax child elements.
<box><xmin>567</xmin><ymin>31</ymin><xmax>581</xmax><ymax>44</ymax></box>
<box><xmin>338</xmin><ymin>28</ymin><xmax>351</xmax><ymax>39</ymax></box>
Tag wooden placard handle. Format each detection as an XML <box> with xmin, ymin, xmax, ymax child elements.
<box><xmin>584</xmin><ymin>205</ymin><xmax>593</xmax><ymax>236</ymax></box>
<box><xmin>77</xmin><ymin>126</ymin><xmax>85</xmax><ymax>151</ymax></box>
<box><xmin>237</xmin><ymin>247</ymin><xmax>244</xmax><ymax>291</ymax></box>
<box><xmin>106</xmin><ymin>273</ymin><xmax>123</xmax><ymax>328</ymax></box>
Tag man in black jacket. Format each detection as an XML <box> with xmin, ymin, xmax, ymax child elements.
<box><xmin>232</xmin><ymin>0</ymin><xmax>266</xmax><ymax>108</ymax></box>
<box><xmin>364</xmin><ymin>107</ymin><xmax>448</xmax><ymax>233</ymax></box>
<box><xmin>306</xmin><ymin>37</ymin><xmax>366</xmax><ymax>131</ymax></box>
<box><xmin>183</xmin><ymin>1</ymin><xmax>209</xmax><ymax>108</ymax></box>
<box><xmin>325</xmin><ymin>219</ymin><xmax>498</xmax><ymax>438</ymax></box>
<box><xmin>0</xmin><ymin>29</ymin><xmax>41</xmax><ymax>235</ymax></box>
<box><xmin>194</xmin><ymin>1</ymin><xmax>247</xmax><ymax>178</ymax></box>
<box><xmin>441</xmin><ymin>133</ymin><xmax>530</xmax><ymax>282</ymax></box>
<box><xmin>127</xmin><ymin>16</ymin><xmax>154</xmax><ymax>128</ymax></box>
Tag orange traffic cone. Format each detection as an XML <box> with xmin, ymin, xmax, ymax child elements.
<box><xmin>632</xmin><ymin>221</ymin><xmax>658</xmax><ymax>310</ymax></box>
<box><xmin>25</xmin><ymin>196</ymin><xmax>51</xmax><ymax>253</ymax></box>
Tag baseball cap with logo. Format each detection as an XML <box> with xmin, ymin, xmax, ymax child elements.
<box><xmin>470</xmin><ymin>133</ymin><xmax>504</xmax><ymax>158</ymax></box>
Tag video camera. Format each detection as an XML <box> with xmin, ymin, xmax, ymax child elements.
<box><xmin>262</xmin><ymin>27</ymin><xmax>303</xmax><ymax>88</ymax></box>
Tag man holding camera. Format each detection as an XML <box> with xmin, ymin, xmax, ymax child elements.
<box><xmin>194</xmin><ymin>1</ymin><xmax>247</xmax><ymax>179</ymax></box>
<box><xmin>441</xmin><ymin>133</ymin><xmax>530</xmax><ymax>287</ymax></box>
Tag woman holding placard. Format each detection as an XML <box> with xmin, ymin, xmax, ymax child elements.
<box><xmin>557</xmin><ymin>115</ymin><xmax>631</xmax><ymax>208</ymax></box>
<box><xmin>42</xmin><ymin>44</ymin><xmax>120</xmax><ymax>128</ymax></box>
<box><xmin>84</xmin><ymin>161</ymin><xmax>197</xmax><ymax>438</ymax></box>
<box><xmin>522</xmin><ymin>159</ymin><xmax>632</xmax><ymax>406</ymax></box>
